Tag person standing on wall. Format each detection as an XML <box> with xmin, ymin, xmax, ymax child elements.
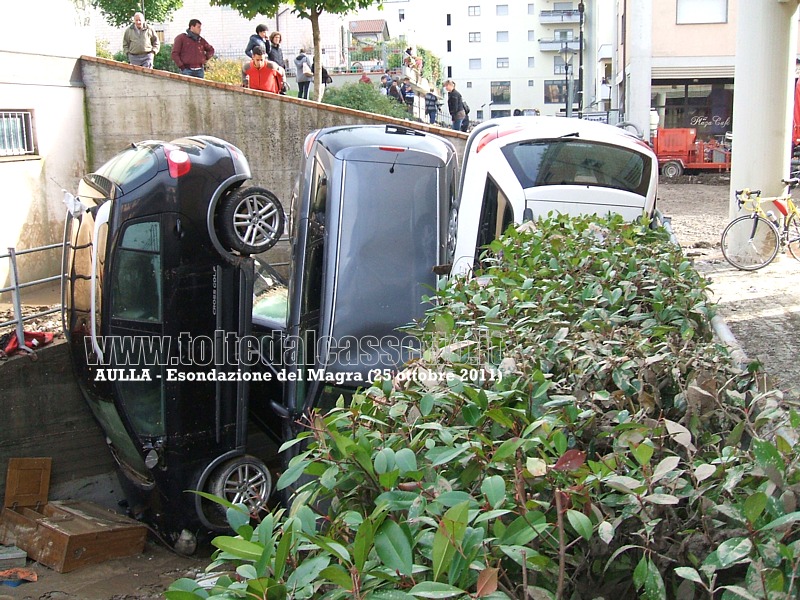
<box><xmin>122</xmin><ymin>12</ymin><xmax>160</xmax><ymax>68</ymax></box>
<box><xmin>444</xmin><ymin>79</ymin><xmax>466</xmax><ymax>131</ymax></box>
<box><xmin>245</xmin><ymin>24</ymin><xmax>269</xmax><ymax>58</ymax></box>
<box><xmin>311</xmin><ymin>63</ymin><xmax>332</xmax><ymax>100</ymax></box>
<box><xmin>401</xmin><ymin>77</ymin><xmax>416</xmax><ymax>115</ymax></box>
<box><xmin>294</xmin><ymin>48</ymin><xmax>313</xmax><ymax>100</ymax></box>
<box><xmin>172</xmin><ymin>19</ymin><xmax>214</xmax><ymax>78</ymax></box>
<box><xmin>242</xmin><ymin>46</ymin><xmax>284</xmax><ymax>94</ymax></box>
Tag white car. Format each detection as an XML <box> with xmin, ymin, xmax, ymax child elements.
<box><xmin>450</xmin><ymin>116</ymin><xmax>659</xmax><ymax>274</ymax></box>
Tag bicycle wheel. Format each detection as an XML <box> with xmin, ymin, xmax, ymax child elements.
<box><xmin>786</xmin><ymin>213</ymin><xmax>800</xmax><ymax>261</ymax></box>
<box><xmin>720</xmin><ymin>215</ymin><xmax>780</xmax><ymax>270</ymax></box>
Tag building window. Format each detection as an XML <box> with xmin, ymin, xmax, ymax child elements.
<box><xmin>466</xmin><ymin>81</ymin><xmax>472</xmax><ymax>88</ymax></box>
<box><xmin>491</xmin><ymin>80</ymin><xmax>511</xmax><ymax>104</ymax></box>
<box><xmin>528</xmin><ymin>57</ymin><xmax>535</xmax><ymax>68</ymax></box>
<box><xmin>491</xmin><ymin>109</ymin><xmax>512</xmax><ymax>118</ymax></box>
<box><xmin>528</xmin><ymin>79</ymin><xmax>535</xmax><ymax>87</ymax></box>
<box><xmin>469</xmin><ymin>58</ymin><xmax>482</xmax><ymax>69</ymax></box>
<box><xmin>497</xmin><ymin>31</ymin><xmax>509</xmax><ymax>42</ymax></box>
<box><xmin>447</xmin><ymin>66</ymin><xmax>452</xmax><ymax>78</ymax></box>
<box><xmin>399</xmin><ymin>9</ymin><xmax>405</xmax><ymax>21</ymax></box>
<box><xmin>528</xmin><ymin>3</ymin><xmax>535</xmax><ymax>14</ymax></box>
<box><xmin>554</xmin><ymin>2</ymin><xmax>573</xmax><ymax>10</ymax></box>
<box><xmin>477</xmin><ymin>110</ymin><xmax>485</xmax><ymax>120</ymax></box>
<box><xmin>497</xmin><ymin>57</ymin><xmax>509</xmax><ymax>68</ymax></box>
<box><xmin>544</xmin><ymin>80</ymin><xmax>569</xmax><ymax>104</ymax></box>
<box><xmin>497</xmin><ymin>5</ymin><xmax>509</xmax><ymax>16</ymax></box>
<box><xmin>528</xmin><ymin>30</ymin><xmax>535</xmax><ymax>42</ymax></box>
<box><xmin>469</xmin><ymin>32</ymin><xmax>481</xmax><ymax>42</ymax></box>
<box><xmin>447</xmin><ymin>40</ymin><xmax>452</xmax><ymax>52</ymax></box>
<box><xmin>468</xmin><ymin>6</ymin><xmax>480</xmax><ymax>16</ymax></box>
<box><xmin>555</xmin><ymin>29</ymin><xmax>574</xmax><ymax>41</ymax></box>
<box><xmin>676</xmin><ymin>0</ymin><xmax>727</xmax><ymax>24</ymax></box>
<box><xmin>0</xmin><ymin>110</ymin><xmax>36</xmax><ymax>157</ymax></box>
<box><xmin>447</xmin><ymin>13</ymin><xmax>451</xmax><ymax>25</ymax></box>
<box><xmin>554</xmin><ymin>56</ymin><xmax>569</xmax><ymax>74</ymax></box>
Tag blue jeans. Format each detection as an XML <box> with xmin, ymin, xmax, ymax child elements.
<box><xmin>181</xmin><ymin>67</ymin><xmax>205</xmax><ymax>79</ymax></box>
<box><xmin>452</xmin><ymin>117</ymin><xmax>464</xmax><ymax>131</ymax></box>
<box><xmin>427</xmin><ymin>111</ymin><xmax>437</xmax><ymax>124</ymax></box>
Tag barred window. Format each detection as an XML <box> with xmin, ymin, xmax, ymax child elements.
<box><xmin>0</xmin><ymin>111</ymin><xmax>36</xmax><ymax>157</ymax></box>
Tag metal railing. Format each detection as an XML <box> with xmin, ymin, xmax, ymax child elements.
<box><xmin>0</xmin><ymin>243</ymin><xmax>62</xmax><ymax>356</ymax></box>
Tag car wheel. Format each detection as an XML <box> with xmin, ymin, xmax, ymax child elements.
<box><xmin>661</xmin><ymin>161</ymin><xmax>684</xmax><ymax>179</ymax></box>
<box><xmin>219</xmin><ymin>186</ymin><xmax>284</xmax><ymax>255</ymax></box>
<box><xmin>208</xmin><ymin>455</ymin><xmax>272</xmax><ymax>522</ymax></box>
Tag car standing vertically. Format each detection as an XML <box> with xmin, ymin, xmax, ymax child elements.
<box><xmin>62</xmin><ymin>136</ymin><xmax>285</xmax><ymax>541</ymax></box>
<box><xmin>449</xmin><ymin>116</ymin><xmax>659</xmax><ymax>275</ymax></box>
<box><xmin>62</xmin><ymin>125</ymin><xmax>459</xmax><ymax>542</ymax></box>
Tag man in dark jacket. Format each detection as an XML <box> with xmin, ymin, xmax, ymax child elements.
<box><xmin>172</xmin><ymin>19</ymin><xmax>215</xmax><ymax>78</ymax></box>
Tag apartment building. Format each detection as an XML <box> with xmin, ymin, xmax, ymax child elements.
<box><xmin>359</xmin><ymin>0</ymin><xmax>614</xmax><ymax>120</ymax></box>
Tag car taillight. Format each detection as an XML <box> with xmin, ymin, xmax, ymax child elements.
<box><xmin>378</xmin><ymin>146</ymin><xmax>405</xmax><ymax>152</ymax></box>
<box><xmin>475</xmin><ymin>126</ymin><xmax>525</xmax><ymax>153</ymax></box>
<box><xmin>167</xmin><ymin>149</ymin><xmax>191</xmax><ymax>178</ymax></box>
<box><xmin>303</xmin><ymin>130</ymin><xmax>320</xmax><ymax>158</ymax></box>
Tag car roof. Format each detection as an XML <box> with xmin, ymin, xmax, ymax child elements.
<box><xmin>313</xmin><ymin>124</ymin><xmax>456</xmax><ymax>163</ymax></box>
<box><xmin>466</xmin><ymin>116</ymin><xmax>655</xmax><ymax>156</ymax></box>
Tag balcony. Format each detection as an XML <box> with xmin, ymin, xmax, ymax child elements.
<box><xmin>540</xmin><ymin>9</ymin><xmax>581</xmax><ymax>24</ymax></box>
<box><xmin>538</xmin><ymin>39</ymin><xmax>580</xmax><ymax>53</ymax></box>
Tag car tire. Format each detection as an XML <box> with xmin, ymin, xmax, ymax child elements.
<box><xmin>208</xmin><ymin>455</ymin><xmax>272</xmax><ymax>523</ymax></box>
<box><xmin>219</xmin><ymin>186</ymin><xmax>284</xmax><ymax>255</ymax></box>
<box><xmin>661</xmin><ymin>161</ymin><xmax>684</xmax><ymax>179</ymax></box>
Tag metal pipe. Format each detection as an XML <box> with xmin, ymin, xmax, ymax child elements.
<box><xmin>7</xmin><ymin>248</ymin><xmax>34</xmax><ymax>355</ymax></box>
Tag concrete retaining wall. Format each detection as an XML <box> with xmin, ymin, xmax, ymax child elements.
<box><xmin>80</xmin><ymin>57</ymin><xmax>466</xmax><ymax>208</ymax></box>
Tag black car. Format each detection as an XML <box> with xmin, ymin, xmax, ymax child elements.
<box><xmin>62</xmin><ymin>136</ymin><xmax>284</xmax><ymax>540</ymax></box>
<box><xmin>62</xmin><ymin>126</ymin><xmax>458</xmax><ymax>544</ymax></box>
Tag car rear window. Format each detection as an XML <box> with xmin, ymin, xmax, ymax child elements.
<box><xmin>500</xmin><ymin>139</ymin><xmax>651</xmax><ymax>197</ymax></box>
<box><xmin>93</xmin><ymin>145</ymin><xmax>159</xmax><ymax>194</ymax></box>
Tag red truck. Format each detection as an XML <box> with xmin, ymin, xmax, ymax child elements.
<box><xmin>651</xmin><ymin>127</ymin><xmax>731</xmax><ymax>178</ymax></box>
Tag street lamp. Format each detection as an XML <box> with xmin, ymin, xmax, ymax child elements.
<box><xmin>559</xmin><ymin>44</ymin><xmax>575</xmax><ymax>118</ymax></box>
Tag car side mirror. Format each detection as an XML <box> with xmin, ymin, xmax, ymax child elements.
<box><xmin>523</xmin><ymin>207</ymin><xmax>534</xmax><ymax>222</ymax></box>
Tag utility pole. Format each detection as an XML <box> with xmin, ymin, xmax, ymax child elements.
<box><xmin>578</xmin><ymin>1</ymin><xmax>585</xmax><ymax>115</ymax></box>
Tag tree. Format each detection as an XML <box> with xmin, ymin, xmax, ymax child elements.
<box><xmin>209</xmin><ymin>0</ymin><xmax>382</xmax><ymax>102</ymax></box>
<box><xmin>89</xmin><ymin>0</ymin><xmax>184</xmax><ymax>28</ymax></box>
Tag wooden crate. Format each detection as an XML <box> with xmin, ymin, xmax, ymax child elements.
<box><xmin>0</xmin><ymin>458</ymin><xmax>147</xmax><ymax>572</ymax></box>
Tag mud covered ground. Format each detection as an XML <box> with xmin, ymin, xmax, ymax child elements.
<box><xmin>659</xmin><ymin>178</ymin><xmax>800</xmax><ymax>402</ymax></box>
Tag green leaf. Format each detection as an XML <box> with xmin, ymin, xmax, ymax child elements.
<box><xmin>492</xmin><ymin>437</ymin><xmax>523</xmax><ymax>462</ymax></box>
<box><xmin>395</xmin><ymin>448</ymin><xmax>418</xmax><ymax>474</ymax></box>
<box><xmin>353</xmin><ymin>518</ymin><xmax>374</xmax><ymax>571</ymax></box>
<box><xmin>743</xmin><ymin>492</ymin><xmax>768</xmax><ymax>525</ymax></box>
<box><xmin>277</xmin><ymin>458</ymin><xmax>309</xmax><ymax>491</ymax></box>
<box><xmin>320</xmin><ymin>564</ymin><xmax>353</xmax><ymax>590</ymax></box>
<box><xmin>285</xmin><ymin>555</ymin><xmax>330</xmax><ymax>591</ymax></box>
<box><xmin>598</xmin><ymin>521</ymin><xmax>614</xmax><ymax>544</ymax></box>
<box><xmin>432</xmin><ymin>501</ymin><xmax>469</xmax><ymax>581</ymax></box>
<box><xmin>375</xmin><ymin>520</ymin><xmax>413</xmax><ymax>576</ymax></box>
<box><xmin>651</xmin><ymin>456</ymin><xmax>681</xmax><ymax>483</ymax></box>
<box><xmin>566</xmin><ymin>509</ymin><xmax>593</xmax><ymax>541</ymax></box>
<box><xmin>752</xmin><ymin>439</ymin><xmax>784</xmax><ymax>473</ymax></box>
<box><xmin>408</xmin><ymin>581</ymin><xmax>467</xmax><ymax>598</ymax></box>
<box><xmin>632</xmin><ymin>442</ymin><xmax>654</xmax><ymax>467</ymax></box>
<box><xmin>211</xmin><ymin>536</ymin><xmax>264</xmax><ymax>561</ymax></box>
<box><xmin>273</xmin><ymin>527</ymin><xmax>293</xmax><ymax>580</ymax></box>
<box><xmin>481</xmin><ymin>475</ymin><xmax>506</xmax><ymax>509</ymax></box>
<box><xmin>674</xmin><ymin>566</ymin><xmax>704</xmax><ymax>584</ymax></box>
<box><xmin>717</xmin><ymin>585</ymin><xmax>761</xmax><ymax>600</ymax></box>
<box><xmin>759</xmin><ymin>510</ymin><xmax>800</xmax><ymax>531</ymax></box>
<box><xmin>526</xmin><ymin>457</ymin><xmax>547</xmax><ymax>477</ymax></box>
<box><xmin>642</xmin><ymin>493</ymin><xmax>680</xmax><ymax>505</ymax></box>
<box><xmin>707</xmin><ymin>537</ymin><xmax>753</xmax><ymax>569</ymax></box>
<box><xmin>426</xmin><ymin>444</ymin><xmax>469</xmax><ymax>466</ymax></box>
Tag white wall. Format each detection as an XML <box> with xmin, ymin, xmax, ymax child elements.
<box><xmin>0</xmin><ymin>0</ymin><xmax>94</xmax><ymax>285</ymax></box>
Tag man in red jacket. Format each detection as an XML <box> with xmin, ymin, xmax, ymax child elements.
<box><xmin>172</xmin><ymin>19</ymin><xmax>215</xmax><ymax>78</ymax></box>
<box><xmin>242</xmin><ymin>46</ymin><xmax>284</xmax><ymax>94</ymax></box>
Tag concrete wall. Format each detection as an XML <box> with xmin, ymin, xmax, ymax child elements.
<box><xmin>80</xmin><ymin>56</ymin><xmax>466</xmax><ymax>208</ymax></box>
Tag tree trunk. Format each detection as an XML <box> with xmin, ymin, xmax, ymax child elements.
<box><xmin>311</xmin><ymin>9</ymin><xmax>323</xmax><ymax>102</ymax></box>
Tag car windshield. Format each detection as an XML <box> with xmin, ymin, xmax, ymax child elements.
<box><xmin>501</xmin><ymin>139</ymin><xmax>651</xmax><ymax>197</ymax></box>
<box><xmin>93</xmin><ymin>144</ymin><xmax>159</xmax><ymax>194</ymax></box>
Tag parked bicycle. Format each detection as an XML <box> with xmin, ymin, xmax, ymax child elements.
<box><xmin>720</xmin><ymin>178</ymin><xmax>800</xmax><ymax>270</ymax></box>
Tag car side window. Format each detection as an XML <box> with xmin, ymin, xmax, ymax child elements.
<box><xmin>111</xmin><ymin>221</ymin><xmax>162</xmax><ymax>322</ymax></box>
<box><xmin>475</xmin><ymin>177</ymin><xmax>513</xmax><ymax>268</ymax></box>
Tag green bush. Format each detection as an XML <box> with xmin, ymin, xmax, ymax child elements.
<box><xmin>323</xmin><ymin>82</ymin><xmax>412</xmax><ymax>120</ymax></box>
<box><xmin>169</xmin><ymin>215</ymin><xmax>798</xmax><ymax>600</ymax></box>
<box><xmin>204</xmin><ymin>57</ymin><xmax>244</xmax><ymax>85</ymax></box>
<box><xmin>154</xmin><ymin>44</ymin><xmax>178</xmax><ymax>73</ymax></box>
<box><xmin>96</xmin><ymin>40</ymin><xmax>115</xmax><ymax>60</ymax></box>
